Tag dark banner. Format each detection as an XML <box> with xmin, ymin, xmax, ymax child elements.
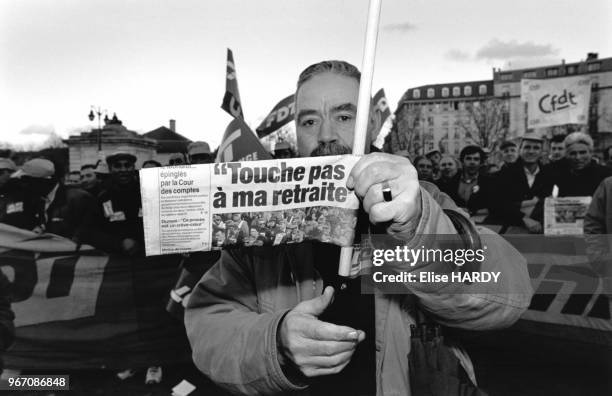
<box><xmin>0</xmin><ymin>225</ymin><xmax>189</xmax><ymax>370</ymax></box>
<box><xmin>215</xmin><ymin>117</ymin><xmax>273</xmax><ymax>163</ymax></box>
<box><xmin>221</xmin><ymin>48</ymin><xmax>243</xmax><ymax>119</ymax></box>
<box><xmin>256</xmin><ymin>94</ymin><xmax>295</xmax><ymax>139</ymax></box>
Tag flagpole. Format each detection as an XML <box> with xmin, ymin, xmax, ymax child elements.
<box><xmin>338</xmin><ymin>0</ymin><xmax>382</xmax><ymax>278</ymax></box>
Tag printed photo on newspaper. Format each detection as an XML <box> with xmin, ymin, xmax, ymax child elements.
<box><xmin>140</xmin><ymin>155</ymin><xmax>360</xmax><ymax>256</ymax></box>
<box><xmin>544</xmin><ymin>196</ymin><xmax>592</xmax><ymax>235</ymax></box>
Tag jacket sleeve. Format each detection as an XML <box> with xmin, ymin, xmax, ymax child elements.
<box><xmin>583</xmin><ymin>177</ymin><xmax>611</xmax><ymax>275</ymax></box>
<box><xmin>389</xmin><ymin>183</ymin><xmax>533</xmax><ymax>330</ymax></box>
<box><xmin>184</xmin><ymin>250</ymin><xmax>307</xmax><ymax>395</ymax></box>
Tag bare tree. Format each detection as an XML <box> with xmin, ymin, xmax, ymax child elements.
<box><xmin>456</xmin><ymin>99</ymin><xmax>508</xmax><ymax>149</ymax></box>
<box><xmin>385</xmin><ymin>105</ymin><xmax>424</xmax><ymax>157</ymax></box>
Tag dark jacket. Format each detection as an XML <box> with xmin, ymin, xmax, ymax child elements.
<box><xmin>550</xmin><ymin>160</ymin><xmax>612</xmax><ymax>197</ymax></box>
<box><xmin>92</xmin><ymin>180</ymin><xmax>144</xmax><ymax>255</ymax></box>
<box><xmin>185</xmin><ymin>182</ymin><xmax>533</xmax><ymax>396</ymax></box>
<box><xmin>487</xmin><ymin>159</ymin><xmax>554</xmax><ymax>226</ymax></box>
<box><xmin>40</xmin><ymin>185</ymin><xmax>98</xmax><ymax>242</ymax></box>
<box><xmin>437</xmin><ymin>172</ymin><xmax>492</xmax><ymax>215</ymax></box>
<box><xmin>0</xmin><ymin>270</ymin><xmax>15</xmax><ymax>373</ymax></box>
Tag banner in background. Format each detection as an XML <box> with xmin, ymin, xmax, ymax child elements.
<box><xmin>0</xmin><ymin>224</ymin><xmax>188</xmax><ymax>369</ymax></box>
<box><xmin>521</xmin><ymin>76</ymin><xmax>592</xmax><ymax>128</ymax></box>
<box><xmin>256</xmin><ymin>94</ymin><xmax>295</xmax><ymax>139</ymax></box>
<box><xmin>221</xmin><ymin>48</ymin><xmax>244</xmax><ymax>119</ymax></box>
<box><xmin>216</xmin><ymin>117</ymin><xmax>272</xmax><ymax>163</ymax></box>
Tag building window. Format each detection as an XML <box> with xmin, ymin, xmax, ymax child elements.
<box><xmin>523</xmin><ymin>71</ymin><xmax>537</xmax><ymax>78</ymax></box>
<box><xmin>427</xmin><ymin>117</ymin><xmax>434</xmax><ymax>126</ymax></box>
<box><xmin>442</xmin><ymin>87</ymin><xmax>449</xmax><ymax>97</ymax></box>
<box><xmin>413</xmin><ymin>89</ymin><xmax>420</xmax><ymax>99</ymax></box>
<box><xmin>500</xmin><ymin>73</ymin><xmax>513</xmax><ymax>81</ymax></box>
<box><xmin>452</xmin><ymin>87</ymin><xmax>460</xmax><ymax>97</ymax></box>
<box><xmin>566</xmin><ymin>65</ymin><xmax>577</xmax><ymax>75</ymax></box>
<box><xmin>546</xmin><ymin>68</ymin><xmax>559</xmax><ymax>77</ymax></box>
<box><xmin>479</xmin><ymin>84</ymin><xmax>487</xmax><ymax>95</ymax></box>
<box><xmin>587</xmin><ymin>62</ymin><xmax>601</xmax><ymax>72</ymax></box>
<box><xmin>427</xmin><ymin>88</ymin><xmax>435</xmax><ymax>98</ymax></box>
<box><xmin>464</xmin><ymin>86</ymin><xmax>472</xmax><ymax>96</ymax></box>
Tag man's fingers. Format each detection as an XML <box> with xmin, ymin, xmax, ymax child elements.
<box><xmin>350</xmin><ymin>161</ymin><xmax>403</xmax><ymax>198</ymax></box>
<box><xmin>294</xmin><ymin>286</ymin><xmax>334</xmax><ymax>316</ymax></box>
<box><xmin>310</xmin><ymin>321</ymin><xmax>361</xmax><ymax>341</ymax></box>
<box><xmin>348</xmin><ymin>153</ymin><xmax>410</xmax><ymax>187</ymax></box>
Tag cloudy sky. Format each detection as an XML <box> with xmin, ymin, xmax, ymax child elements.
<box><xmin>1</xmin><ymin>0</ymin><xmax>610</xmax><ymax>148</ymax></box>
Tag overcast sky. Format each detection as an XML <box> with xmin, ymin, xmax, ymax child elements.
<box><xmin>1</xmin><ymin>0</ymin><xmax>611</xmax><ymax>148</ymax></box>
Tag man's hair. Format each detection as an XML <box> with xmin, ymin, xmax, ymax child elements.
<box><xmin>550</xmin><ymin>134</ymin><xmax>567</xmax><ymax>144</ymax></box>
<box><xmin>413</xmin><ymin>155</ymin><xmax>430</xmax><ymax>166</ymax></box>
<box><xmin>564</xmin><ymin>132</ymin><xmax>593</xmax><ymax>150</ymax></box>
<box><xmin>297</xmin><ymin>60</ymin><xmax>361</xmax><ymax>91</ymax></box>
<box><xmin>81</xmin><ymin>164</ymin><xmax>96</xmax><ymax>171</ymax></box>
<box><xmin>460</xmin><ymin>145</ymin><xmax>486</xmax><ymax>162</ymax></box>
<box><xmin>500</xmin><ymin>141</ymin><xmax>516</xmax><ymax>150</ymax></box>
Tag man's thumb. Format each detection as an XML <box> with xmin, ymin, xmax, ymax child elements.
<box><xmin>295</xmin><ymin>286</ymin><xmax>335</xmax><ymax>316</ymax></box>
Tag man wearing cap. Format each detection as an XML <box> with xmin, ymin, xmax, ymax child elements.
<box><xmin>9</xmin><ymin>158</ymin><xmax>97</xmax><ymax>241</ymax></box>
<box><xmin>185</xmin><ymin>60</ymin><xmax>532</xmax><ymax>396</ymax></box>
<box><xmin>0</xmin><ymin>158</ymin><xmax>16</xmax><ymax>191</ymax></box>
<box><xmin>425</xmin><ymin>149</ymin><xmax>442</xmax><ymax>180</ymax></box>
<box><xmin>499</xmin><ymin>141</ymin><xmax>518</xmax><ymax>170</ymax></box>
<box><xmin>92</xmin><ymin>150</ymin><xmax>144</xmax><ymax>256</ymax></box>
<box><xmin>187</xmin><ymin>141</ymin><xmax>215</xmax><ymax>164</ymax></box>
<box><xmin>488</xmin><ymin>134</ymin><xmax>554</xmax><ymax>233</ymax></box>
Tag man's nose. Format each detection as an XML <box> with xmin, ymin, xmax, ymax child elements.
<box><xmin>317</xmin><ymin>120</ymin><xmax>337</xmax><ymax>143</ymax></box>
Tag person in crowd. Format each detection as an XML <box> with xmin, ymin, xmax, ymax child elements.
<box><xmin>80</xmin><ymin>164</ymin><xmax>103</xmax><ymax>197</ymax></box>
<box><xmin>499</xmin><ymin>140</ymin><xmax>518</xmax><ymax>169</ymax></box>
<box><xmin>142</xmin><ymin>160</ymin><xmax>162</xmax><ymax>168</ymax></box>
<box><xmin>439</xmin><ymin>145</ymin><xmax>491</xmax><ymax>215</ymax></box>
<box><xmin>604</xmin><ymin>145</ymin><xmax>612</xmax><ymax>169</ymax></box>
<box><xmin>168</xmin><ymin>152</ymin><xmax>187</xmax><ymax>166</ymax></box>
<box><xmin>0</xmin><ymin>269</ymin><xmax>14</xmax><ymax>376</ymax></box>
<box><xmin>425</xmin><ymin>149</ymin><xmax>442</xmax><ymax>180</ymax></box>
<box><xmin>274</xmin><ymin>141</ymin><xmax>295</xmax><ymax>159</ymax></box>
<box><xmin>10</xmin><ymin>158</ymin><xmax>97</xmax><ymax>242</ymax></box>
<box><xmin>93</xmin><ymin>149</ymin><xmax>164</xmax><ymax>384</ymax></box>
<box><xmin>548</xmin><ymin>134</ymin><xmax>567</xmax><ymax>164</ymax></box>
<box><xmin>584</xmin><ymin>176</ymin><xmax>612</xmax><ymax>289</ymax></box>
<box><xmin>413</xmin><ymin>155</ymin><xmax>434</xmax><ymax>182</ymax></box>
<box><xmin>488</xmin><ymin>134</ymin><xmax>553</xmax><ymax>233</ymax></box>
<box><xmin>184</xmin><ymin>60</ymin><xmax>532</xmax><ymax>396</ymax></box>
<box><xmin>188</xmin><ymin>142</ymin><xmax>215</xmax><ymax>164</ymax></box>
<box><xmin>0</xmin><ymin>158</ymin><xmax>16</xmax><ymax>191</ymax></box>
<box><xmin>435</xmin><ymin>155</ymin><xmax>459</xmax><ymax>193</ymax></box>
<box><xmin>549</xmin><ymin>132</ymin><xmax>612</xmax><ymax>197</ymax></box>
<box><xmin>64</xmin><ymin>170</ymin><xmax>82</xmax><ymax>187</ymax></box>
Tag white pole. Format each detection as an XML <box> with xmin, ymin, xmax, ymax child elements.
<box><xmin>338</xmin><ymin>0</ymin><xmax>382</xmax><ymax>278</ymax></box>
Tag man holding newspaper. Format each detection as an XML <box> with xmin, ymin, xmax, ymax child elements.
<box><xmin>185</xmin><ymin>61</ymin><xmax>533</xmax><ymax>396</ymax></box>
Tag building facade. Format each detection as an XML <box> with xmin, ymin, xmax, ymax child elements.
<box><xmin>386</xmin><ymin>53</ymin><xmax>612</xmax><ymax>159</ymax></box>
<box><xmin>65</xmin><ymin>115</ymin><xmax>158</xmax><ymax>171</ymax></box>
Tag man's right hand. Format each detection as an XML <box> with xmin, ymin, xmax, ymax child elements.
<box><xmin>278</xmin><ymin>286</ymin><xmax>365</xmax><ymax>378</ymax></box>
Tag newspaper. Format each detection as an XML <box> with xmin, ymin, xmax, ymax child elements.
<box><xmin>544</xmin><ymin>196</ymin><xmax>592</xmax><ymax>235</ymax></box>
<box><xmin>140</xmin><ymin>155</ymin><xmax>361</xmax><ymax>256</ymax></box>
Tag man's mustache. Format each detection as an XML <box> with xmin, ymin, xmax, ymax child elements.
<box><xmin>310</xmin><ymin>142</ymin><xmax>352</xmax><ymax>157</ymax></box>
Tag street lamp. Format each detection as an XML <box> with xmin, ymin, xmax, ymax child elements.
<box><xmin>88</xmin><ymin>106</ymin><xmax>107</xmax><ymax>151</ymax></box>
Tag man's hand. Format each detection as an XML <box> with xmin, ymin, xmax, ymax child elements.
<box><xmin>522</xmin><ymin>217</ymin><xmax>542</xmax><ymax>234</ymax></box>
<box><xmin>347</xmin><ymin>153</ymin><xmax>422</xmax><ymax>232</ymax></box>
<box><xmin>278</xmin><ymin>287</ymin><xmax>365</xmax><ymax>378</ymax></box>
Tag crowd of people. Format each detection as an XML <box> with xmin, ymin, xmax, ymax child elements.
<box><xmin>212</xmin><ymin>206</ymin><xmax>357</xmax><ymax>249</ymax></box>
<box><xmin>410</xmin><ymin>131</ymin><xmax>612</xmax><ymax>234</ymax></box>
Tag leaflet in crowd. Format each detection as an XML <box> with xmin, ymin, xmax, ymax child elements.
<box><xmin>140</xmin><ymin>155</ymin><xmax>360</xmax><ymax>256</ymax></box>
<box><xmin>544</xmin><ymin>196</ymin><xmax>592</xmax><ymax>235</ymax></box>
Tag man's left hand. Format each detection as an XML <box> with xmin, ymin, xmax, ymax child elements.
<box><xmin>347</xmin><ymin>153</ymin><xmax>422</xmax><ymax>232</ymax></box>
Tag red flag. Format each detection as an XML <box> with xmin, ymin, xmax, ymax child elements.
<box><xmin>221</xmin><ymin>48</ymin><xmax>244</xmax><ymax>119</ymax></box>
<box><xmin>216</xmin><ymin>117</ymin><xmax>272</xmax><ymax>162</ymax></box>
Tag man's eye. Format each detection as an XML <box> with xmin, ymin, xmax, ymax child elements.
<box><xmin>337</xmin><ymin>114</ymin><xmax>353</xmax><ymax>122</ymax></box>
<box><xmin>300</xmin><ymin>119</ymin><xmax>316</xmax><ymax>127</ymax></box>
